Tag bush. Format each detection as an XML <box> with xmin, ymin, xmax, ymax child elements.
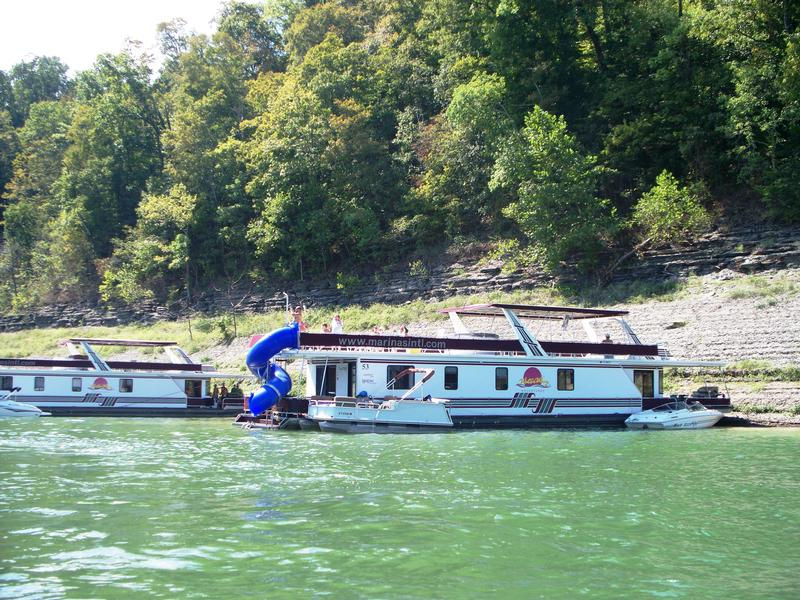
<box><xmin>631</xmin><ymin>171</ymin><xmax>711</xmax><ymax>244</ymax></box>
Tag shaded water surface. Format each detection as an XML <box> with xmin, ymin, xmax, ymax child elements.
<box><xmin>1</xmin><ymin>419</ymin><xmax>798</xmax><ymax>599</ymax></box>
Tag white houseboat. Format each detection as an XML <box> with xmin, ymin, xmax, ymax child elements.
<box><xmin>0</xmin><ymin>338</ymin><xmax>247</xmax><ymax>417</ymax></box>
<box><xmin>239</xmin><ymin>304</ymin><xmax>730</xmax><ymax>430</ymax></box>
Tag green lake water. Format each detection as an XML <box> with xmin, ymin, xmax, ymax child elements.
<box><xmin>1</xmin><ymin>419</ymin><xmax>798</xmax><ymax>599</ymax></box>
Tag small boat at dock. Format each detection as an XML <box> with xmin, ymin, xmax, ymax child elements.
<box><xmin>625</xmin><ymin>400</ymin><xmax>723</xmax><ymax>430</ymax></box>
<box><xmin>306</xmin><ymin>368</ymin><xmax>453</xmax><ymax>433</ymax></box>
<box><xmin>0</xmin><ymin>388</ymin><xmax>49</xmax><ymax>417</ymax></box>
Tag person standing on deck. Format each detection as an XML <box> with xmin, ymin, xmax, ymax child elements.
<box><xmin>602</xmin><ymin>334</ymin><xmax>614</xmax><ymax>358</ymax></box>
<box><xmin>211</xmin><ymin>384</ymin><xmax>220</xmax><ymax>408</ymax></box>
<box><xmin>292</xmin><ymin>306</ymin><xmax>309</xmax><ymax>332</ymax></box>
<box><xmin>331</xmin><ymin>314</ymin><xmax>344</xmax><ymax>333</ymax></box>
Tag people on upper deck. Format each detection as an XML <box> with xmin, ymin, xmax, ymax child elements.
<box><xmin>602</xmin><ymin>333</ymin><xmax>614</xmax><ymax>358</ymax></box>
<box><xmin>400</xmin><ymin>325</ymin><xmax>409</xmax><ymax>336</ymax></box>
<box><xmin>322</xmin><ymin>323</ymin><xmax>331</xmax><ymax>333</ymax></box>
<box><xmin>331</xmin><ymin>314</ymin><xmax>344</xmax><ymax>333</ymax></box>
<box><xmin>230</xmin><ymin>383</ymin><xmax>243</xmax><ymax>398</ymax></box>
<box><xmin>291</xmin><ymin>305</ymin><xmax>309</xmax><ymax>332</ymax></box>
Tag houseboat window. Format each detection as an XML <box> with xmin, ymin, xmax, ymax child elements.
<box><xmin>495</xmin><ymin>368</ymin><xmax>508</xmax><ymax>390</ymax></box>
<box><xmin>444</xmin><ymin>366</ymin><xmax>458</xmax><ymax>390</ymax></box>
<box><xmin>0</xmin><ymin>376</ymin><xmax>13</xmax><ymax>391</ymax></box>
<box><xmin>120</xmin><ymin>379</ymin><xmax>133</xmax><ymax>393</ymax></box>
<box><xmin>185</xmin><ymin>380</ymin><xmax>202</xmax><ymax>399</ymax></box>
<box><xmin>557</xmin><ymin>369</ymin><xmax>574</xmax><ymax>391</ymax></box>
<box><xmin>72</xmin><ymin>378</ymin><xmax>82</xmax><ymax>392</ymax></box>
<box><xmin>634</xmin><ymin>370</ymin><xmax>655</xmax><ymax>398</ymax></box>
<box><xmin>657</xmin><ymin>368</ymin><xmax>664</xmax><ymax>396</ymax></box>
<box><xmin>34</xmin><ymin>377</ymin><xmax>45</xmax><ymax>391</ymax></box>
<box><xmin>387</xmin><ymin>365</ymin><xmax>414</xmax><ymax>390</ymax></box>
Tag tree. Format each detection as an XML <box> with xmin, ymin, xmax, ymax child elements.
<box><xmin>0</xmin><ymin>100</ymin><xmax>75</xmax><ymax>307</ymax></box>
<box><xmin>58</xmin><ymin>52</ymin><xmax>164</xmax><ymax>257</ymax></box>
<box><xmin>0</xmin><ymin>110</ymin><xmax>19</xmax><ymax>210</ymax></box>
<box><xmin>217</xmin><ymin>1</ymin><xmax>286</xmax><ymax>75</ymax></box>
<box><xmin>695</xmin><ymin>0</ymin><xmax>800</xmax><ymax>220</ymax></box>
<box><xmin>101</xmin><ymin>185</ymin><xmax>197</xmax><ymax>304</ymax></box>
<box><xmin>492</xmin><ymin>106</ymin><xmax>617</xmax><ymax>271</ymax></box>
<box><xmin>7</xmin><ymin>56</ymin><xmax>71</xmax><ymax>126</ymax></box>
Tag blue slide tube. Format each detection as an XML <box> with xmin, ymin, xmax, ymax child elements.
<box><xmin>245</xmin><ymin>323</ymin><xmax>300</xmax><ymax>415</ymax></box>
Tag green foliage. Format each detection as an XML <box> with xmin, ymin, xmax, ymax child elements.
<box><xmin>492</xmin><ymin>106</ymin><xmax>616</xmax><ymax>271</ymax></box>
<box><xmin>101</xmin><ymin>185</ymin><xmax>198</xmax><ymax>304</ymax></box>
<box><xmin>631</xmin><ymin>171</ymin><xmax>711</xmax><ymax>244</ymax></box>
<box><xmin>2</xmin><ymin>0</ymin><xmax>799</xmax><ymax>308</ymax></box>
<box><xmin>408</xmin><ymin>259</ymin><xmax>428</xmax><ymax>278</ymax></box>
<box><xmin>4</xmin><ymin>56</ymin><xmax>70</xmax><ymax>127</ymax></box>
<box><xmin>727</xmin><ymin>275</ymin><xmax>798</xmax><ymax>300</ymax></box>
<box><xmin>334</xmin><ymin>271</ymin><xmax>360</xmax><ymax>292</ymax></box>
<box><xmin>215</xmin><ymin>314</ymin><xmax>236</xmax><ymax>343</ymax></box>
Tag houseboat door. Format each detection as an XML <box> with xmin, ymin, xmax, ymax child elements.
<box><xmin>314</xmin><ymin>361</ymin><xmax>357</xmax><ymax>397</ymax></box>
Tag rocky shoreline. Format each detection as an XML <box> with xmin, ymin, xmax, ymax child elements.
<box><xmin>721</xmin><ymin>413</ymin><xmax>800</xmax><ymax>427</ymax></box>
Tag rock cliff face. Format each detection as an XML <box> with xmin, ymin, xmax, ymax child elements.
<box><xmin>1</xmin><ymin>224</ymin><xmax>799</xmax><ymax>345</ymax></box>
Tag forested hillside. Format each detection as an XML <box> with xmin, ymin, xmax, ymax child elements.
<box><xmin>0</xmin><ymin>0</ymin><xmax>798</xmax><ymax>310</ymax></box>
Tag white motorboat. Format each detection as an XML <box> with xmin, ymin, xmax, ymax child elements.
<box><xmin>624</xmin><ymin>400</ymin><xmax>723</xmax><ymax>430</ymax></box>
<box><xmin>306</xmin><ymin>368</ymin><xmax>453</xmax><ymax>433</ymax></box>
<box><xmin>0</xmin><ymin>388</ymin><xmax>49</xmax><ymax>417</ymax></box>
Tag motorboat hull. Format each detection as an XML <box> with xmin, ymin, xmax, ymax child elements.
<box><xmin>318</xmin><ymin>421</ymin><xmax>453</xmax><ymax>434</ymax></box>
<box><xmin>0</xmin><ymin>400</ymin><xmax>49</xmax><ymax>417</ymax></box>
<box><xmin>309</xmin><ymin>398</ymin><xmax>453</xmax><ymax>434</ymax></box>
<box><xmin>625</xmin><ymin>408</ymin><xmax>723</xmax><ymax>430</ymax></box>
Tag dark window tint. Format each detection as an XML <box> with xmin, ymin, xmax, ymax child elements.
<box><xmin>120</xmin><ymin>379</ymin><xmax>133</xmax><ymax>393</ymax></box>
<box><xmin>315</xmin><ymin>365</ymin><xmax>337</xmax><ymax>396</ymax></box>
<box><xmin>34</xmin><ymin>377</ymin><xmax>45</xmax><ymax>391</ymax></box>
<box><xmin>72</xmin><ymin>378</ymin><xmax>82</xmax><ymax>392</ymax></box>
<box><xmin>557</xmin><ymin>369</ymin><xmax>574</xmax><ymax>391</ymax></box>
<box><xmin>634</xmin><ymin>370</ymin><xmax>655</xmax><ymax>398</ymax></box>
<box><xmin>185</xmin><ymin>380</ymin><xmax>202</xmax><ymax>398</ymax></box>
<box><xmin>495</xmin><ymin>368</ymin><xmax>508</xmax><ymax>390</ymax></box>
<box><xmin>387</xmin><ymin>365</ymin><xmax>414</xmax><ymax>390</ymax></box>
<box><xmin>0</xmin><ymin>376</ymin><xmax>13</xmax><ymax>391</ymax></box>
<box><xmin>444</xmin><ymin>366</ymin><xmax>458</xmax><ymax>390</ymax></box>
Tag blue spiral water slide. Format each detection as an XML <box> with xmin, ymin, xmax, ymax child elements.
<box><xmin>245</xmin><ymin>322</ymin><xmax>300</xmax><ymax>415</ymax></box>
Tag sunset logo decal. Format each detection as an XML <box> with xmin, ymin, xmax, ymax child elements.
<box><xmin>516</xmin><ymin>367</ymin><xmax>549</xmax><ymax>388</ymax></box>
<box><xmin>89</xmin><ymin>377</ymin><xmax>112</xmax><ymax>391</ymax></box>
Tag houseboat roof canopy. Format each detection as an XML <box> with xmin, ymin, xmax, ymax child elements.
<box><xmin>66</xmin><ymin>338</ymin><xmax>179</xmax><ymax>347</ymax></box>
<box><xmin>437</xmin><ymin>304</ymin><xmax>629</xmax><ymax>320</ymax></box>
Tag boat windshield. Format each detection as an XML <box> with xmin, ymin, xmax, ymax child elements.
<box><xmin>687</xmin><ymin>401</ymin><xmax>708</xmax><ymax>411</ymax></box>
<box><xmin>651</xmin><ymin>401</ymin><xmax>689</xmax><ymax>412</ymax></box>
